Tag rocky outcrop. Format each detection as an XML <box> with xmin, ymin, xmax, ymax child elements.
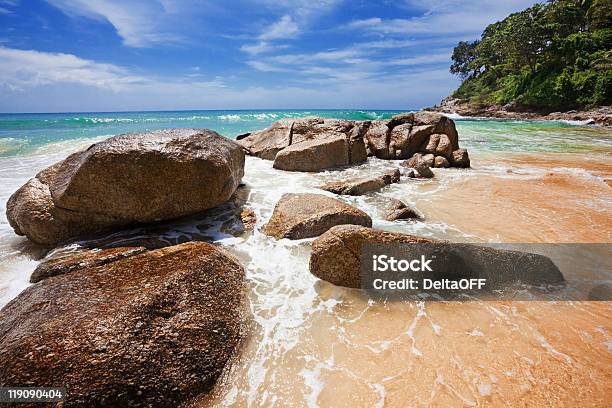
<box><xmin>310</xmin><ymin>225</ymin><xmax>434</xmax><ymax>287</ymax></box>
<box><xmin>429</xmin><ymin>96</ymin><xmax>612</xmax><ymax>126</ymax></box>
<box><xmin>363</xmin><ymin>111</ymin><xmax>460</xmax><ymax>160</ymax></box>
<box><xmin>238</xmin><ymin>112</ymin><xmax>470</xmax><ymax>171</ymax></box>
<box><xmin>309</xmin><ymin>225</ymin><xmax>565</xmax><ymax>289</ymax></box>
<box><xmin>0</xmin><ymin>241</ymin><xmax>245</xmax><ymax>407</ymax></box>
<box><xmin>264</xmin><ymin>193</ymin><xmax>372</xmax><ymax>239</ymax></box>
<box><xmin>6</xmin><ymin>129</ymin><xmax>245</xmax><ymax>246</ymax></box>
<box><xmin>383</xmin><ymin>198</ymin><xmax>422</xmax><ymax>221</ymax></box>
<box><xmin>237</xmin><ymin>118</ymin><xmax>368</xmax><ymax>171</ymax></box>
<box><xmin>319</xmin><ymin>169</ymin><xmax>400</xmax><ymax>195</ymax></box>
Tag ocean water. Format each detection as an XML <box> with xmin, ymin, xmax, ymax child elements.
<box><xmin>0</xmin><ymin>110</ymin><xmax>611</xmax><ymax>407</ymax></box>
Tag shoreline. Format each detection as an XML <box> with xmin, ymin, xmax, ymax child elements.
<box><xmin>427</xmin><ymin>97</ymin><xmax>612</xmax><ymax>127</ymax></box>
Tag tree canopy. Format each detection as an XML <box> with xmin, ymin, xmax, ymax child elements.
<box><xmin>450</xmin><ymin>0</ymin><xmax>611</xmax><ymax>111</ymax></box>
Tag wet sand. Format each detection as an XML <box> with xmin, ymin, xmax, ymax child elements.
<box><xmin>198</xmin><ymin>151</ymin><xmax>611</xmax><ymax>407</ymax></box>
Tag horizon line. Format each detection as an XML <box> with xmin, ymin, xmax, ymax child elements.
<box><xmin>0</xmin><ymin>107</ymin><xmax>420</xmax><ymax>115</ymax></box>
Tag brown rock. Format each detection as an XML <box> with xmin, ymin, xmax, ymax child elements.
<box><xmin>309</xmin><ymin>225</ymin><xmax>434</xmax><ymax>287</ymax></box>
<box><xmin>273</xmin><ymin>133</ymin><xmax>349</xmax><ymax>172</ymax></box>
<box><xmin>7</xmin><ymin>129</ymin><xmax>245</xmax><ymax>246</ymax></box>
<box><xmin>236</xmin><ymin>119</ymin><xmax>293</xmax><ymax>159</ymax></box>
<box><xmin>239</xmin><ymin>118</ymin><xmax>367</xmax><ymax>171</ymax></box>
<box><xmin>264</xmin><ymin>193</ymin><xmax>372</xmax><ymax>239</ymax></box>
<box><xmin>30</xmin><ymin>246</ymin><xmax>147</xmax><ymax>283</ymax></box>
<box><xmin>450</xmin><ymin>148</ymin><xmax>471</xmax><ymax>168</ymax></box>
<box><xmin>435</xmin><ymin>134</ymin><xmax>453</xmax><ymax>158</ymax></box>
<box><xmin>434</xmin><ymin>156</ymin><xmax>450</xmax><ymax>168</ymax></box>
<box><xmin>383</xmin><ymin>198</ymin><xmax>423</xmax><ymax>221</ymax></box>
<box><xmin>400</xmin><ymin>154</ymin><xmax>435</xmax><ymax>178</ymax></box>
<box><xmin>0</xmin><ymin>241</ymin><xmax>244</xmax><ymax>407</ymax></box>
<box><xmin>363</xmin><ymin>120</ymin><xmax>391</xmax><ymax>159</ymax></box>
<box><xmin>240</xmin><ymin>207</ymin><xmax>257</xmax><ymax>231</ymax></box>
<box><xmin>309</xmin><ymin>225</ymin><xmax>565</xmax><ymax>289</ymax></box>
<box><xmin>320</xmin><ymin>169</ymin><xmax>400</xmax><ymax>195</ymax></box>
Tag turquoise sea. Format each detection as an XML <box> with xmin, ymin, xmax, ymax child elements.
<box><xmin>0</xmin><ymin>109</ymin><xmax>610</xmax><ymax>157</ymax></box>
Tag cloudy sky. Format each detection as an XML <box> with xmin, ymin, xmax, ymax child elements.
<box><xmin>0</xmin><ymin>0</ymin><xmax>537</xmax><ymax>112</ymax></box>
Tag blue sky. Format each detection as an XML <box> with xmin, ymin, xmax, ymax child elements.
<box><xmin>0</xmin><ymin>0</ymin><xmax>537</xmax><ymax>112</ymax></box>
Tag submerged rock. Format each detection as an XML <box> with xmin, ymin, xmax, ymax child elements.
<box><xmin>309</xmin><ymin>225</ymin><xmax>564</xmax><ymax>289</ymax></box>
<box><xmin>319</xmin><ymin>169</ymin><xmax>400</xmax><ymax>195</ymax></box>
<box><xmin>0</xmin><ymin>241</ymin><xmax>245</xmax><ymax>407</ymax></box>
<box><xmin>264</xmin><ymin>193</ymin><xmax>372</xmax><ymax>239</ymax></box>
<box><xmin>6</xmin><ymin>129</ymin><xmax>245</xmax><ymax>246</ymax></box>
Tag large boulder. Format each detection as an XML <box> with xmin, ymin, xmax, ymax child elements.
<box><xmin>237</xmin><ymin>118</ymin><xmax>368</xmax><ymax>171</ymax></box>
<box><xmin>7</xmin><ymin>129</ymin><xmax>245</xmax><ymax>246</ymax></box>
<box><xmin>319</xmin><ymin>169</ymin><xmax>400</xmax><ymax>195</ymax></box>
<box><xmin>0</xmin><ymin>241</ymin><xmax>244</xmax><ymax>407</ymax></box>
<box><xmin>310</xmin><ymin>225</ymin><xmax>433</xmax><ymax>287</ymax></box>
<box><xmin>264</xmin><ymin>193</ymin><xmax>372</xmax><ymax>239</ymax></box>
<box><xmin>309</xmin><ymin>225</ymin><xmax>564</xmax><ymax>289</ymax></box>
<box><xmin>273</xmin><ymin>133</ymin><xmax>349</xmax><ymax>172</ymax></box>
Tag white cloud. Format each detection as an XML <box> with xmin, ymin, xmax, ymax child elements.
<box><xmin>45</xmin><ymin>0</ymin><xmax>184</xmax><ymax>47</ymax></box>
<box><xmin>259</xmin><ymin>15</ymin><xmax>300</xmax><ymax>40</ymax></box>
<box><xmin>0</xmin><ymin>46</ymin><xmax>146</xmax><ymax>91</ymax></box>
<box><xmin>240</xmin><ymin>41</ymin><xmax>288</xmax><ymax>55</ymax></box>
<box><xmin>347</xmin><ymin>1</ymin><xmax>538</xmax><ymax>37</ymax></box>
<box><xmin>0</xmin><ymin>46</ymin><xmax>228</xmax><ymax>95</ymax></box>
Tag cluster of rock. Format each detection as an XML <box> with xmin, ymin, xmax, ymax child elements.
<box><xmin>237</xmin><ymin>112</ymin><xmax>471</xmax><ymax>172</ymax></box>
<box><xmin>2</xmin><ymin>129</ymin><xmax>249</xmax><ymax>407</ymax></box>
<box><xmin>430</xmin><ymin>96</ymin><xmax>612</xmax><ymax>126</ymax></box>
<box><xmin>237</xmin><ymin>117</ymin><xmax>368</xmax><ymax>171</ymax></box>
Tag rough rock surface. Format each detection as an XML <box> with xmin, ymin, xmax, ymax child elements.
<box><xmin>273</xmin><ymin>133</ymin><xmax>349</xmax><ymax>172</ymax></box>
<box><xmin>0</xmin><ymin>241</ymin><xmax>245</xmax><ymax>408</ymax></box>
<box><xmin>264</xmin><ymin>193</ymin><xmax>372</xmax><ymax>239</ymax></box>
<box><xmin>319</xmin><ymin>169</ymin><xmax>400</xmax><ymax>195</ymax></box>
<box><xmin>6</xmin><ymin>129</ymin><xmax>245</xmax><ymax>246</ymax></box>
<box><xmin>363</xmin><ymin>111</ymin><xmax>460</xmax><ymax>160</ymax></box>
<box><xmin>237</xmin><ymin>118</ymin><xmax>368</xmax><ymax>171</ymax></box>
<box><xmin>401</xmin><ymin>154</ymin><xmax>434</xmax><ymax>178</ymax></box>
<box><xmin>310</xmin><ymin>225</ymin><xmax>434</xmax><ymax>287</ymax></box>
<box><xmin>383</xmin><ymin>198</ymin><xmax>422</xmax><ymax>221</ymax></box>
<box><xmin>30</xmin><ymin>246</ymin><xmax>147</xmax><ymax>283</ymax></box>
<box><xmin>309</xmin><ymin>225</ymin><xmax>565</xmax><ymax>288</ymax></box>
<box><xmin>450</xmin><ymin>148</ymin><xmax>471</xmax><ymax>168</ymax></box>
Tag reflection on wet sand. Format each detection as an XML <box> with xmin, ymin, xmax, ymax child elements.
<box><xmin>200</xmin><ymin>151</ymin><xmax>611</xmax><ymax>407</ymax></box>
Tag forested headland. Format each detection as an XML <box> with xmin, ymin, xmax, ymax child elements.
<box><xmin>449</xmin><ymin>0</ymin><xmax>611</xmax><ymax>112</ymax></box>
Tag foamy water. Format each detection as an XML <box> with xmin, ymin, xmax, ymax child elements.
<box><xmin>0</xmin><ymin>111</ymin><xmax>611</xmax><ymax>406</ymax></box>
